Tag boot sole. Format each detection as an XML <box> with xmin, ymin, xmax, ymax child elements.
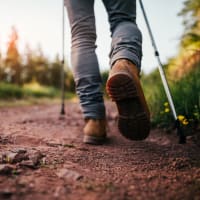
<box><xmin>106</xmin><ymin>71</ymin><xmax>150</xmax><ymax>140</ymax></box>
<box><xmin>83</xmin><ymin>135</ymin><xmax>105</xmax><ymax>145</ymax></box>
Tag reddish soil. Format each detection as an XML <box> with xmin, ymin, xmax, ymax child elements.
<box><xmin>0</xmin><ymin>101</ymin><xmax>200</xmax><ymax>200</ymax></box>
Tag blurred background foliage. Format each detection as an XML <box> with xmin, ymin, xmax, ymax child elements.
<box><xmin>141</xmin><ymin>0</ymin><xmax>200</xmax><ymax>132</ymax></box>
<box><xmin>0</xmin><ymin>0</ymin><xmax>199</xmax><ymax>131</ymax></box>
<box><xmin>0</xmin><ymin>27</ymin><xmax>75</xmax><ymax>99</ymax></box>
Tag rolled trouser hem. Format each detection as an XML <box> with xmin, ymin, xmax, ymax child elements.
<box><xmin>110</xmin><ymin>50</ymin><xmax>141</xmax><ymax>70</ymax></box>
<box><xmin>84</xmin><ymin>115</ymin><xmax>106</xmax><ymax>120</ymax></box>
<box><xmin>83</xmin><ymin>103</ymin><xmax>106</xmax><ymax>120</ymax></box>
<box><xmin>75</xmin><ymin>76</ymin><xmax>105</xmax><ymax>120</ymax></box>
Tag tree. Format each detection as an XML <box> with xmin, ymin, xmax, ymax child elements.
<box><xmin>31</xmin><ymin>45</ymin><xmax>49</xmax><ymax>85</ymax></box>
<box><xmin>48</xmin><ymin>55</ymin><xmax>62</xmax><ymax>88</ymax></box>
<box><xmin>22</xmin><ymin>44</ymin><xmax>35</xmax><ymax>83</ymax></box>
<box><xmin>23</xmin><ymin>44</ymin><xmax>50</xmax><ymax>85</ymax></box>
<box><xmin>4</xmin><ymin>27</ymin><xmax>22</xmax><ymax>85</ymax></box>
<box><xmin>178</xmin><ymin>0</ymin><xmax>200</xmax><ymax>48</ymax></box>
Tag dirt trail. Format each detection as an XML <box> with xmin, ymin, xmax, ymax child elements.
<box><xmin>0</xmin><ymin>102</ymin><xmax>200</xmax><ymax>200</ymax></box>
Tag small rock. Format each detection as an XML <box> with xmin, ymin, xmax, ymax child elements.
<box><xmin>11</xmin><ymin>148</ymin><xmax>27</xmax><ymax>154</ymax></box>
<box><xmin>0</xmin><ymin>188</ymin><xmax>14</xmax><ymax>198</ymax></box>
<box><xmin>20</xmin><ymin>150</ymin><xmax>44</xmax><ymax>168</ymax></box>
<box><xmin>3</xmin><ymin>151</ymin><xmax>28</xmax><ymax>164</ymax></box>
<box><xmin>0</xmin><ymin>136</ymin><xmax>12</xmax><ymax>144</ymax></box>
<box><xmin>20</xmin><ymin>160</ymin><xmax>36</xmax><ymax>169</ymax></box>
<box><xmin>56</xmin><ymin>168</ymin><xmax>83</xmax><ymax>181</ymax></box>
<box><xmin>0</xmin><ymin>164</ymin><xmax>16</xmax><ymax>175</ymax></box>
<box><xmin>28</xmin><ymin>150</ymin><xmax>44</xmax><ymax>165</ymax></box>
<box><xmin>21</xmin><ymin>119</ymin><xmax>34</xmax><ymax>124</ymax></box>
<box><xmin>46</xmin><ymin>141</ymin><xmax>62</xmax><ymax>147</ymax></box>
<box><xmin>171</xmin><ymin>158</ymin><xmax>191</xmax><ymax>170</ymax></box>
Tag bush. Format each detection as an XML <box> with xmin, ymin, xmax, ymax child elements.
<box><xmin>171</xmin><ymin>66</ymin><xmax>200</xmax><ymax>128</ymax></box>
<box><xmin>0</xmin><ymin>82</ymin><xmax>23</xmax><ymax>99</ymax></box>
<box><xmin>0</xmin><ymin>81</ymin><xmax>74</xmax><ymax>100</ymax></box>
<box><xmin>23</xmin><ymin>81</ymin><xmax>59</xmax><ymax>98</ymax></box>
<box><xmin>141</xmin><ymin>64</ymin><xmax>200</xmax><ymax>130</ymax></box>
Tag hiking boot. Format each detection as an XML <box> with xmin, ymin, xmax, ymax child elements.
<box><xmin>106</xmin><ymin>59</ymin><xmax>150</xmax><ymax>140</ymax></box>
<box><xmin>83</xmin><ymin>119</ymin><xmax>107</xmax><ymax>145</ymax></box>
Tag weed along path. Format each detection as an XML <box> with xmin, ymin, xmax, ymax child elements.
<box><xmin>0</xmin><ymin>101</ymin><xmax>200</xmax><ymax>200</ymax></box>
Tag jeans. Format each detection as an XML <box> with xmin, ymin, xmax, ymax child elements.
<box><xmin>65</xmin><ymin>0</ymin><xmax>142</xmax><ymax>119</ymax></box>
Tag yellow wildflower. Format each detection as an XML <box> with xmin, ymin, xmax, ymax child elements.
<box><xmin>164</xmin><ymin>102</ymin><xmax>169</xmax><ymax>107</ymax></box>
<box><xmin>182</xmin><ymin>119</ymin><xmax>189</xmax><ymax>125</ymax></box>
<box><xmin>178</xmin><ymin>115</ymin><xmax>189</xmax><ymax>125</ymax></box>
<box><xmin>165</xmin><ymin>108</ymin><xmax>170</xmax><ymax>113</ymax></box>
<box><xmin>178</xmin><ymin>115</ymin><xmax>185</xmax><ymax>122</ymax></box>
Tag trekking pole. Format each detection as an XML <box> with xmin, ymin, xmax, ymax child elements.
<box><xmin>60</xmin><ymin>0</ymin><xmax>65</xmax><ymax>115</ymax></box>
<box><xmin>138</xmin><ymin>0</ymin><xmax>186</xmax><ymax>143</ymax></box>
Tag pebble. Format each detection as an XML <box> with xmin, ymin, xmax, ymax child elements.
<box><xmin>56</xmin><ymin>168</ymin><xmax>83</xmax><ymax>181</ymax></box>
<box><xmin>0</xmin><ymin>164</ymin><xmax>16</xmax><ymax>175</ymax></box>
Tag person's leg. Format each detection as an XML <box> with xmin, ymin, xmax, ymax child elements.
<box><xmin>103</xmin><ymin>0</ymin><xmax>150</xmax><ymax>140</ymax></box>
<box><xmin>102</xmin><ymin>0</ymin><xmax>142</xmax><ymax>69</ymax></box>
<box><xmin>65</xmin><ymin>0</ymin><xmax>105</xmax><ymax>120</ymax></box>
<box><xmin>65</xmin><ymin>0</ymin><xmax>106</xmax><ymax>144</ymax></box>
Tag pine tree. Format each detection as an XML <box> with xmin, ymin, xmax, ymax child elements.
<box><xmin>5</xmin><ymin>26</ymin><xmax>22</xmax><ymax>85</ymax></box>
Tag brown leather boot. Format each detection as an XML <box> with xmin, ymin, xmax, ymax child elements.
<box><xmin>106</xmin><ymin>59</ymin><xmax>150</xmax><ymax>140</ymax></box>
<box><xmin>83</xmin><ymin>119</ymin><xmax>107</xmax><ymax>145</ymax></box>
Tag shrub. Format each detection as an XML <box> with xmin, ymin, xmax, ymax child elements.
<box><xmin>0</xmin><ymin>82</ymin><xmax>23</xmax><ymax>99</ymax></box>
<box><xmin>0</xmin><ymin>81</ymin><xmax>68</xmax><ymax>100</ymax></box>
<box><xmin>141</xmin><ymin>64</ymin><xmax>200</xmax><ymax>130</ymax></box>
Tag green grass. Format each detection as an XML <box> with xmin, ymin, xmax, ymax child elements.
<box><xmin>0</xmin><ymin>82</ymin><xmax>23</xmax><ymax>99</ymax></box>
<box><xmin>141</xmin><ymin>64</ymin><xmax>200</xmax><ymax>130</ymax></box>
<box><xmin>0</xmin><ymin>82</ymin><xmax>76</xmax><ymax>107</ymax></box>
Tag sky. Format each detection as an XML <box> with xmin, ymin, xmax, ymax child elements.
<box><xmin>0</xmin><ymin>0</ymin><xmax>185</xmax><ymax>74</ymax></box>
